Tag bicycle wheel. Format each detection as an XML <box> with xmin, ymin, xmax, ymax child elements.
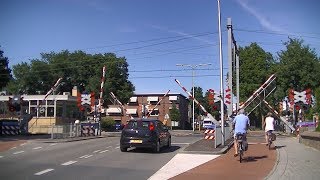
<box><xmin>239</xmin><ymin>143</ymin><xmax>243</xmax><ymax>163</ymax></box>
<box><xmin>268</xmin><ymin>138</ymin><xmax>272</xmax><ymax>150</ymax></box>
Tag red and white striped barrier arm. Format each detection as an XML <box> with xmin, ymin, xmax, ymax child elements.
<box><xmin>99</xmin><ymin>66</ymin><xmax>106</xmax><ymax>111</ymax></box>
<box><xmin>174</xmin><ymin>79</ymin><xmax>208</xmax><ymax>115</ymax></box>
<box><xmin>146</xmin><ymin>90</ymin><xmax>170</xmax><ymax>117</ymax></box>
<box><xmin>239</xmin><ymin>74</ymin><xmax>276</xmax><ymax>110</ymax></box>
<box><xmin>109</xmin><ymin>92</ymin><xmax>132</xmax><ymax>119</ymax></box>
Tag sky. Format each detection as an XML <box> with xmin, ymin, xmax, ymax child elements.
<box><xmin>1</xmin><ymin>0</ymin><xmax>320</xmax><ymax>96</ymax></box>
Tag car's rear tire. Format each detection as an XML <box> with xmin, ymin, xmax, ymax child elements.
<box><xmin>153</xmin><ymin>140</ymin><xmax>160</xmax><ymax>153</ymax></box>
<box><xmin>120</xmin><ymin>146</ymin><xmax>127</xmax><ymax>152</ymax></box>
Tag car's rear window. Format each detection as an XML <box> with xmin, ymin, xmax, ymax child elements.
<box><xmin>203</xmin><ymin>121</ymin><xmax>212</xmax><ymax>124</ymax></box>
<box><xmin>126</xmin><ymin>120</ymin><xmax>151</xmax><ymax>129</ymax></box>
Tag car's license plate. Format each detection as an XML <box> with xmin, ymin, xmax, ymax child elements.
<box><xmin>130</xmin><ymin>140</ymin><xmax>142</xmax><ymax>143</ymax></box>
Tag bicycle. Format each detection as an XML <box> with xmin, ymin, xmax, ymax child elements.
<box><xmin>235</xmin><ymin>133</ymin><xmax>246</xmax><ymax>163</ymax></box>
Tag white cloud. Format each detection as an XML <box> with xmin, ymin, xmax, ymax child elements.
<box><xmin>236</xmin><ymin>0</ymin><xmax>288</xmax><ymax>33</ymax></box>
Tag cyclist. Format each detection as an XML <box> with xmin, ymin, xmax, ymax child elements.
<box><xmin>233</xmin><ymin>109</ymin><xmax>250</xmax><ymax>157</ymax></box>
<box><xmin>263</xmin><ymin>112</ymin><xmax>275</xmax><ymax>145</ymax></box>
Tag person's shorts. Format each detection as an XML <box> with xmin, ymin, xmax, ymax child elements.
<box><xmin>265</xmin><ymin>130</ymin><xmax>273</xmax><ymax>135</ymax></box>
<box><xmin>234</xmin><ymin>132</ymin><xmax>246</xmax><ymax>140</ymax></box>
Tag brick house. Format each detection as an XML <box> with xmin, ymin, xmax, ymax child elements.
<box><xmin>105</xmin><ymin>93</ymin><xmax>190</xmax><ymax>129</ymax></box>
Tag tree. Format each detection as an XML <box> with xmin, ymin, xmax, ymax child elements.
<box><xmin>237</xmin><ymin>43</ymin><xmax>276</xmax><ymax>102</ymax></box>
<box><xmin>7</xmin><ymin>50</ymin><xmax>135</xmax><ymax>106</ymax></box>
<box><xmin>191</xmin><ymin>86</ymin><xmax>205</xmax><ymax>117</ymax></box>
<box><xmin>276</xmin><ymin>38</ymin><xmax>320</xmax><ymax>98</ymax></box>
<box><xmin>236</xmin><ymin>43</ymin><xmax>276</xmax><ymax>128</ymax></box>
<box><xmin>169</xmin><ymin>103</ymin><xmax>180</xmax><ymax>122</ymax></box>
<box><xmin>0</xmin><ymin>48</ymin><xmax>12</xmax><ymax>90</ymax></box>
<box><xmin>275</xmin><ymin>38</ymin><xmax>320</xmax><ymax>119</ymax></box>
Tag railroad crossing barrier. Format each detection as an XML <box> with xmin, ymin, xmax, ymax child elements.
<box><xmin>204</xmin><ymin>129</ymin><xmax>215</xmax><ymax>140</ymax></box>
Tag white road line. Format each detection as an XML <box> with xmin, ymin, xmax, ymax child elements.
<box><xmin>13</xmin><ymin>151</ymin><xmax>25</xmax><ymax>155</ymax></box>
<box><xmin>115</xmin><ymin>146</ymin><xmax>120</xmax><ymax>149</ymax></box>
<box><xmin>84</xmin><ymin>155</ymin><xmax>93</xmax><ymax>158</ymax></box>
<box><xmin>99</xmin><ymin>150</ymin><xmax>109</xmax><ymax>153</ymax></box>
<box><xmin>0</xmin><ymin>156</ymin><xmax>3</xmax><ymax>158</ymax></box>
<box><xmin>172</xmin><ymin>143</ymin><xmax>190</xmax><ymax>145</ymax></box>
<box><xmin>148</xmin><ymin>154</ymin><xmax>220</xmax><ymax>180</ymax></box>
<box><xmin>20</xmin><ymin>143</ymin><xmax>27</xmax><ymax>146</ymax></box>
<box><xmin>79</xmin><ymin>155</ymin><xmax>90</xmax><ymax>159</ymax></box>
<box><xmin>248</xmin><ymin>142</ymin><xmax>267</xmax><ymax>145</ymax></box>
<box><xmin>49</xmin><ymin>143</ymin><xmax>57</xmax><ymax>146</ymax></box>
<box><xmin>93</xmin><ymin>150</ymin><xmax>101</xmax><ymax>153</ymax></box>
<box><xmin>61</xmin><ymin>161</ymin><xmax>77</xmax><ymax>166</ymax></box>
<box><xmin>10</xmin><ymin>147</ymin><xmax>17</xmax><ymax>150</ymax></box>
<box><xmin>33</xmin><ymin>147</ymin><xmax>43</xmax><ymax>150</ymax></box>
<box><xmin>34</xmin><ymin>168</ymin><xmax>54</xmax><ymax>175</ymax></box>
<box><xmin>106</xmin><ymin>146</ymin><xmax>112</xmax><ymax>148</ymax></box>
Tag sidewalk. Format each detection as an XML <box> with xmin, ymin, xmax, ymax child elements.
<box><xmin>266</xmin><ymin>136</ymin><xmax>320</xmax><ymax>180</ymax></box>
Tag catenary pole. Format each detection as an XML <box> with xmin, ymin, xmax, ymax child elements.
<box><xmin>217</xmin><ymin>0</ymin><xmax>225</xmax><ymax>146</ymax></box>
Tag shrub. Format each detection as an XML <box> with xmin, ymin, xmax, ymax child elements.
<box><xmin>101</xmin><ymin>116</ymin><xmax>116</xmax><ymax>131</ymax></box>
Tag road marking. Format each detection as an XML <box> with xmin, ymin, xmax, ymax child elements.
<box><xmin>20</xmin><ymin>143</ymin><xmax>27</xmax><ymax>146</ymax></box>
<box><xmin>13</xmin><ymin>151</ymin><xmax>24</xmax><ymax>155</ymax></box>
<box><xmin>106</xmin><ymin>146</ymin><xmax>112</xmax><ymax>148</ymax></box>
<box><xmin>172</xmin><ymin>143</ymin><xmax>190</xmax><ymax>145</ymax></box>
<box><xmin>79</xmin><ymin>155</ymin><xmax>93</xmax><ymax>159</ymax></box>
<box><xmin>115</xmin><ymin>146</ymin><xmax>120</xmax><ymax>149</ymax></box>
<box><xmin>248</xmin><ymin>142</ymin><xmax>267</xmax><ymax>145</ymax></box>
<box><xmin>49</xmin><ymin>143</ymin><xmax>57</xmax><ymax>146</ymax></box>
<box><xmin>61</xmin><ymin>161</ymin><xmax>77</xmax><ymax>166</ymax></box>
<box><xmin>93</xmin><ymin>150</ymin><xmax>101</xmax><ymax>153</ymax></box>
<box><xmin>148</xmin><ymin>153</ymin><xmax>220</xmax><ymax>180</ymax></box>
<box><xmin>33</xmin><ymin>147</ymin><xmax>43</xmax><ymax>150</ymax></box>
<box><xmin>0</xmin><ymin>156</ymin><xmax>3</xmax><ymax>158</ymax></box>
<box><xmin>34</xmin><ymin>168</ymin><xmax>54</xmax><ymax>175</ymax></box>
<box><xmin>99</xmin><ymin>150</ymin><xmax>109</xmax><ymax>153</ymax></box>
<box><xmin>10</xmin><ymin>147</ymin><xmax>17</xmax><ymax>150</ymax></box>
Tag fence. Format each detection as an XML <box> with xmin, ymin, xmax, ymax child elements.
<box><xmin>27</xmin><ymin>122</ymin><xmax>98</xmax><ymax>139</ymax></box>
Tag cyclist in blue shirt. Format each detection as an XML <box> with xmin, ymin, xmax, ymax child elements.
<box><xmin>233</xmin><ymin>109</ymin><xmax>250</xmax><ymax>157</ymax></box>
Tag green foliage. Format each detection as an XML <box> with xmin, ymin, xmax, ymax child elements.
<box><xmin>100</xmin><ymin>116</ymin><xmax>116</xmax><ymax>131</ymax></box>
<box><xmin>7</xmin><ymin>50</ymin><xmax>135</xmax><ymax>105</ymax></box>
<box><xmin>237</xmin><ymin>43</ymin><xmax>276</xmax><ymax>102</ymax></box>
<box><xmin>313</xmin><ymin>87</ymin><xmax>320</xmax><ymax>114</ymax></box>
<box><xmin>0</xmin><ymin>48</ymin><xmax>12</xmax><ymax>90</ymax></box>
<box><xmin>316</xmin><ymin>125</ymin><xmax>320</xmax><ymax>132</ymax></box>
<box><xmin>236</xmin><ymin>43</ymin><xmax>276</xmax><ymax>127</ymax></box>
<box><xmin>192</xmin><ymin>87</ymin><xmax>205</xmax><ymax>116</ymax></box>
<box><xmin>276</xmin><ymin>38</ymin><xmax>320</xmax><ymax>97</ymax></box>
<box><xmin>169</xmin><ymin>103</ymin><xmax>180</xmax><ymax>122</ymax></box>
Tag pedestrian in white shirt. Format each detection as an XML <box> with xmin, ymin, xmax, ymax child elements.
<box><xmin>263</xmin><ymin>112</ymin><xmax>275</xmax><ymax>145</ymax></box>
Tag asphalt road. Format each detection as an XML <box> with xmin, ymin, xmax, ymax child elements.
<box><xmin>0</xmin><ymin>135</ymin><xmax>200</xmax><ymax>180</ymax></box>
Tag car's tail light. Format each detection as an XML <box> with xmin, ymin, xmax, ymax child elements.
<box><xmin>149</xmin><ymin>122</ymin><xmax>155</xmax><ymax>131</ymax></box>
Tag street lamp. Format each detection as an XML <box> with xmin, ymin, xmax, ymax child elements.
<box><xmin>176</xmin><ymin>63</ymin><xmax>212</xmax><ymax>131</ymax></box>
